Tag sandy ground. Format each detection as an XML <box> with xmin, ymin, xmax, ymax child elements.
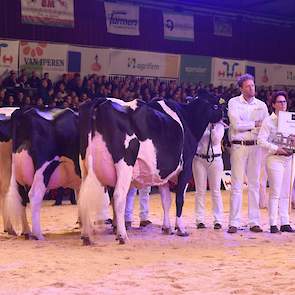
<box><xmin>1</xmin><ymin>190</ymin><xmax>295</xmax><ymax>295</ymax></box>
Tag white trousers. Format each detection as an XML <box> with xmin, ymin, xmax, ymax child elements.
<box><xmin>229</xmin><ymin>145</ymin><xmax>262</xmax><ymax>227</ymax></box>
<box><xmin>125</xmin><ymin>186</ymin><xmax>151</xmax><ymax>222</ymax></box>
<box><xmin>259</xmin><ymin>152</ymin><xmax>268</xmax><ymax>209</ymax></box>
<box><xmin>192</xmin><ymin>156</ymin><xmax>224</xmax><ymax>225</ymax></box>
<box><xmin>267</xmin><ymin>155</ymin><xmax>291</xmax><ymax>226</ymax></box>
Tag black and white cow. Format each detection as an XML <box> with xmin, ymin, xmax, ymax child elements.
<box><xmin>5</xmin><ymin>107</ymin><xmax>81</xmax><ymax>240</ymax></box>
<box><xmin>0</xmin><ymin>107</ymin><xmax>19</xmax><ymax>235</ymax></box>
<box><xmin>78</xmin><ymin>94</ymin><xmax>223</xmax><ymax>245</ymax></box>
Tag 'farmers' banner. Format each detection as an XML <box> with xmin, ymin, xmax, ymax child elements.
<box><xmin>104</xmin><ymin>2</ymin><xmax>139</xmax><ymax>36</ymax></box>
<box><xmin>21</xmin><ymin>0</ymin><xmax>74</xmax><ymax>28</ymax></box>
<box><xmin>19</xmin><ymin>41</ymin><xmax>67</xmax><ymax>81</ymax></box>
<box><xmin>0</xmin><ymin>40</ymin><xmax>19</xmax><ymax>79</ymax></box>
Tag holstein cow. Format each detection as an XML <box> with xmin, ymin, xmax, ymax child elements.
<box><xmin>5</xmin><ymin>107</ymin><xmax>81</xmax><ymax>240</ymax></box>
<box><xmin>0</xmin><ymin>107</ymin><xmax>19</xmax><ymax>234</ymax></box>
<box><xmin>78</xmin><ymin>94</ymin><xmax>223</xmax><ymax>245</ymax></box>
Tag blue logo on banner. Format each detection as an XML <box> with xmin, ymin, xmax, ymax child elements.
<box><xmin>68</xmin><ymin>51</ymin><xmax>81</xmax><ymax>72</ymax></box>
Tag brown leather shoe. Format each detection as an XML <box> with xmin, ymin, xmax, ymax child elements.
<box><xmin>227</xmin><ymin>226</ymin><xmax>237</xmax><ymax>233</ymax></box>
<box><xmin>140</xmin><ymin>220</ymin><xmax>152</xmax><ymax>227</ymax></box>
<box><xmin>250</xmin><ymin>225</ymin><xmax>263</xmax><ymax>233</ymax></box>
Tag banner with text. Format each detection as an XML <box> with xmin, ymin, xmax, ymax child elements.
<box><xmin>104</xmin><ymin>2</ymin><xmax>139</xmax><ymax>36</ymax></box>
<box><xmin>163</xmin><ymin>12</ymin><xmax>194</xmax><ymax>41</ymax></box>
<box><xmin>180</xmin><ymin>55</ymin><xmax>211</xmax><ymax>84</ymax></box>
<box><xmin>21</xmin><ymin>0</ymin><xmax>74</xmax><ymax>28</ymax></box>
<box><xmin>272</xmin><ymin>64</ymin><xmax>295</xmax><ymax>86</ymax></box>
<box><xmin>211</xmin><ymin>57</ymin><xmax>245</xmax><ymax>86</ymax></box>
<box><xmin>0</xmin><ymin>40</ymin><xmax>19</xmax><ymax>79</ymax></box>
<box><xmin>109</xmin><ymin>49</ymin><xmax>180</xmax><ymax>78</ymax></box>
<box><xmin>68</xmin><ymin>46</ymin><xmax>110</xmax><ymax>77</ymax></box>
<box><xmin>19</xmin><ymin>41</ymin><xmax>67</xmax><ymax>82</ymax></box>
<box><xmin>245</xmin><ymin>61</ymin><xmax>274</xmax><ymax>86</ymax></box>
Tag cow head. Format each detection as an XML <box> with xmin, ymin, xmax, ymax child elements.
<box><xmin>185</xmin><ymin>90</ymin><xmax>224</xmax><ymax>141</ymax></box>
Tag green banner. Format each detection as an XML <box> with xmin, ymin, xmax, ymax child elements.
<box><xmin>180</xmin><ymin>55</ymin><xmax>212</xmax><ymax>84</ymax></box>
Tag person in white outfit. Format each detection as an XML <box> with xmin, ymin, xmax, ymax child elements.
<box><xmin>257</xmin><ymin>91</ymin><xmax>294</xmax><ymax>233</ymax></box>
<box><xmin>192</xmin><ymin>122</ymin><xmax>225</xmax><ymax>230</ymax></box>
<box><xmin>227</xmin><ymin>74</ymin><xmax>268</xmax><ymax>233</ymax></box>
<box><xmin>125</xmin><ymin>186</ymin><xmax>152</xmax><ymax>228</ymax></box>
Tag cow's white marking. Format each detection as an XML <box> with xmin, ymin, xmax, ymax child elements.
<box><xmin>124</xmin><ymin>134</ymin><xmax>137</xmax><ymax>150</ymax></box>
<box><xmin>35</xmin><ymin>108</ymin><xmax>74</xmax><ymax>121</ymax></box>
<box><xmin>157</xmin><ymin>101</ymin><xmax>184</xmax><ymax>131</ymax></box>
<box><xmin>5</xmin><ymin>154</ymin><xmax>31</xmax><ymax>236</ymax></box>
<box><xmin>107</xmin><ymin>97</ymin><xmax>139</xmax><ymax>111</ymax></box>
<box><xmin>0</xmin><ymin>140</ymin><xmax>13</xmax><ymax>233</ymax></box>
<box><xmin>159</xmin><ymin>184</ymin><xmax>172</xmax><ymax>231</ymax></box>
<box><xmin>0</xmin><ymin>107</ymin><xmax>19</xmax><ymax>119</ymax></box>
<box><xmin>132</xmin><ymin>139</ymin><xmax>182</xmax><ymax>187</ymax></box>
<box><xmin>113</xmin><ymin>159</ymin><xmax>133</xmax><ymax>243</ymax></box>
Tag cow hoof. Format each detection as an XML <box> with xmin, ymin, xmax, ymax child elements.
<box><xmin>176</xmin><ymin>229</ymin><xmax>189</xmax><ymax>237</ymax></box>
<box><xmin>6</xmin><ymin>229</ymin><xmax>17</xmax><ymax>236</ymax></box>
<box><xmin>22</xmin><ymin>233</ymin><xmax>31</xmax><ymax>240</ymax></box>
<box><xmin>81</xmin><ymin>236</ymin><xmax>91</xmax><ymax>246</ymax></box>
<box><xmin>162</xmin><ymin>227</ymin><xmax>174</xmax><ymax>235</ymax></box>
<box><xmin>112</xmin><ymin>225</ymin><xmax>117</xmax><ymax>235</ymax></box>
<box><xmin>115</xmin><ymin>235</ymin><xmax>127</xmax><ymax>244</ymax></box>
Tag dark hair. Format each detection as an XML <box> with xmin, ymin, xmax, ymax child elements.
<box><xmin>237</xmin><ymin>74</ymin><xmax>254</xmax><ymax>88</ymax></box>
<box><xmin>271</xmin><ymin>90</ymin><xmax>288</xmax><ymax>105</ymax></box>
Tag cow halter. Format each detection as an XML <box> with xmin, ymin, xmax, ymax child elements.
<box><xmin>206</xmin><ymin>124</ymin><xmax>215</xmax><ymax>163</ymax></box>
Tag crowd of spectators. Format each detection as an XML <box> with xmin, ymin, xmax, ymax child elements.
<box><xmin>1</xmin><ymin>69</ymin><xmax>295</xmax><ymax>112</ymax></box>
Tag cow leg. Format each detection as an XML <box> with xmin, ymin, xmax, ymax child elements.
<box><xmin>113</xmin><ymin>162</ymin><xmax>133</xmax><ymax>244</ymax></box>
<box><xmin>4</xmin><ymin>159</ymin><xmax>31</xmax><ymax>238</ymax></box>
<box><xmin>175</xmin><ymin>169</ymin><xmax>191</xmax><ymax>237</ymax></box>
<box><xmin>28</xmin><ymin>174</ymin><xmax>47</xmax><ymax>240</ymax></box>
<box><xmin>159</xmin><ymin>184</ymin><xmax>173</xmax><ymax>235</ymax></box>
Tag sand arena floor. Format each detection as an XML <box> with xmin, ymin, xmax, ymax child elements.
<box><xmin>1</xmin><ymin>190</ymin><xmax>295</xmax><ymax>295</ymax></box>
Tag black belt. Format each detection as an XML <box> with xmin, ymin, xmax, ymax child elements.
<box><xmin>231</xmin><ymin>140</ymin><xmax>257</xmax><ymax>146</ymax></box>
<box><xmin>196</xmin><ymin>153</ymin><xmax>221</xmax><ymax>159</ymax></box>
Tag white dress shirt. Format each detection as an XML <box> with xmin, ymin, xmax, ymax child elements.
<box><xmin>257</xmin><ymin>112</ymin><xmax>280</xmax><ymax>154</ymax></box>
<box><xmin>228</xmin><ymin>95</ymin><xmax>268</xmax><ymax>141</ymax></box>
<box><xmin>196</xmin><ymin>122</ymin><xmax>224</xmax><ymax>155</ymax></box>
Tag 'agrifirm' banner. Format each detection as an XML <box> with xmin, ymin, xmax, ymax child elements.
<box><xmin>211</xmin><ymin>57</ymin><xmax>245</xmax><ymax>86</ymax></box>
<box><xmin>104</xmin><ymin>2</ymin><xmax>139</xmax><ymax>36</ymax></box>
<box><xmin>163</xmin><ymin>12</ymin><xmax>194</xmax><ymax>41</ymax></box>
<box><xmin>21</xmin><ymin>0</ymin><xmax>74</xmax><ymax>28</ymax></box>
<box><xmin>180</xmin><ymin>55</ymin><xmax>211</xmax><ymax>84</ymax></box>
<box><xmin>0</xmin><ymin>40</ymin><xmax>19</xmax><ymax>79</ymax></box>
<box><xmin>68</xmin><ymin>46</ymin><xmax>110</xmax><ymax>77</ymax></box>
<box><xmin>109</xmin><ymin>49</ymin><xmax>180</xmax><ymax>78</ymax></box>
<box><xmin>19</xmin><ymin>41</ymin><xmax>67</xmax><ymax>81</ymax></box>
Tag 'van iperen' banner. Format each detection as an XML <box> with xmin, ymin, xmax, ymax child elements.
<box><xmin>21</xmin><ymin>0</ymin><xmax>74</xmax><ymax>28</ymax></box>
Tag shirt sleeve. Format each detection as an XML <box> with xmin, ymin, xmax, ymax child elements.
<box><xmin>211</xmin><ymin>123</ymin><xmax>225</xmax><ymax>145</ymax></box>
<box><xmin>257</xmin><ymin>117</ymin><xmax>278</xmax><ymax>154</ymax></box>
<box><xmin>228</xmin><ymin>99</ymin><xmax>256</xmax><ymax>132</ymax></box>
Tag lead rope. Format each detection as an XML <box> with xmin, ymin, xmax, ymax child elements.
<box><xmin>206</xmin><ymin>124</ymin><xmax>215</xmax><ymax>163</ymax></box>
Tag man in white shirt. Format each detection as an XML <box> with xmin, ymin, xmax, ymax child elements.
<box><xmin>227</xmin><ymin>74</ymin><xmax>268</xmax><ymax>233</ymax></box>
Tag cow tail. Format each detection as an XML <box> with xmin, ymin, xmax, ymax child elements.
<box><xmin>4</xmin><ymin>157</ymin><xmax>26</xmax><ymax>234</ymax></box>
<box><xmin>78</xmin><ymin>133</ymin><xmax>109</xmax><ymax>239</ymax></box>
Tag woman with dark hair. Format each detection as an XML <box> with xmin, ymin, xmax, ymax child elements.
<box><xmin>258</xmin><ymin>91</ymin><xmax>294</xmax><ymax>233</ymax></box>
